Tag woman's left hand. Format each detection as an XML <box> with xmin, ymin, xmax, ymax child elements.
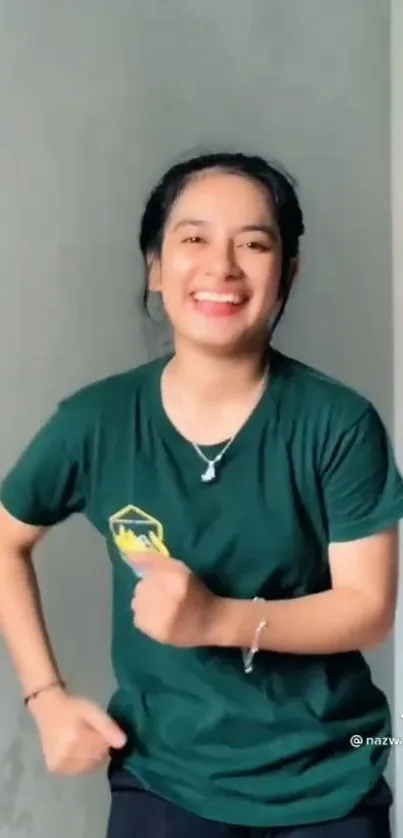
<box><xmin>129</xmin><ymin>552</ymin><xmax>222</xmax><ymax>647</ymax></box>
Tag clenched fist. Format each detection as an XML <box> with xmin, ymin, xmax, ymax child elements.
<box><xmin>29</xmin><ymin>686</ymin><xmax>127</xmax><ymax>775</ymax></box>
<box><xmin>129</xmin><ymin>552</ymin><xmax>223</xmax><ymax>647</ymax></box>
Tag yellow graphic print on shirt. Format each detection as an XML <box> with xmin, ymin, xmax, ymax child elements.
<box><xmin>109</xmin><ymin>505</ymin><xmax>170</xmax><ymax>569</ymax></box>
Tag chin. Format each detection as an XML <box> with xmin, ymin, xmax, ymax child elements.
<box><xmin>182</xmin><ymin>328</ymin><xmax>260</xmax><ymax>356</ymax></box>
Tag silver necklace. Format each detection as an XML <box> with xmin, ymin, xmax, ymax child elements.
<box><xmin>190</xmin><ymin>367</ymin><xmax>270</xmax><ymax>483</ymax></box>
<box><xmin>191</xmin><ymin>436</ymin><xmax>236</xmax><ymax>483</ymax></box>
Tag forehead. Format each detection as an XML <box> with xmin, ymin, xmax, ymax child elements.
<box><xmin>167</xmin><ymin>170</ymin><xmax>276</xmax><ymax>226</ymax></box>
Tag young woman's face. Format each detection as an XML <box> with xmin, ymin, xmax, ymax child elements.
<box><xmin>149</xmin><ymin>171</ymin><xmax>284</xmax><ymax>353</ymax></box>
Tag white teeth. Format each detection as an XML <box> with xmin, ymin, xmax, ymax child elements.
<box><xmin>193</xmin><ymin>291</ymin><xmax>244</xmax><ymax>304</ymax></box>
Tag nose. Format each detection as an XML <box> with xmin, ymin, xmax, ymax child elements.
<box><xmin>205</xmin><ymin>241</ymin><xmax>243</xmax><ymax>281</ymax></box>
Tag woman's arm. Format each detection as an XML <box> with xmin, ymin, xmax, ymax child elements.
<box><xmin>0</xmin><ymin>501</ymin><xmax>127</xmax><ymax>773</ymax></box>
<box><xmin>0</xmin><ymin>503</ymin><xmax>63</xmax><ymax>697</ymax></box>
<box><xmin>214</xmin><ymin>527</ymin><xmax>399</xmax><ymax>654</ymax></box>
<box><xmin>129</xmin><ymin>528</ymin><xmax>399</xmax><ymax>655</ymax></box>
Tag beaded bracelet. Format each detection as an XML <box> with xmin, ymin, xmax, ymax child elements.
<box><xmin>242</xmin><ymin>597</ymin><xmax>267</xmax><ymax>674</ymax></box>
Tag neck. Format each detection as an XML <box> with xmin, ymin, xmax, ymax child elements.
<box><xmin>168</xmin><ymin>340</ymin><xmax>270</xmax><ymax>404</ymax></box>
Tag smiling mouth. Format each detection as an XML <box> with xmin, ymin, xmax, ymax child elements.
<box><xmin>191</xmin><ymin>290</ymin><xmax>249</xmax><ymax>317</ymax></box>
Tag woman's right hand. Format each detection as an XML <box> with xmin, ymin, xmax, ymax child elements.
<box><xmin>29</xmin><ymin>687</ymin><xmax>127</xmax><ymax>775</ymax></box>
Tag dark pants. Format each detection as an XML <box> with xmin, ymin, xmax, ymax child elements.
<box><xmin>106</xmin><ymin>769</ymin><xmax>392</xmax><ymax>838</ymax></box>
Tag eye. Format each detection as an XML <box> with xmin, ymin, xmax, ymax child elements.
<box><xmin>182</xmin><ymin>235</ymin><xmax>205</xmax><ymax>244</ymax></box>
<box><xmin>241</xmin><ymin>241</ymin><xmax>271</xmax><ymax>252</ymax></box>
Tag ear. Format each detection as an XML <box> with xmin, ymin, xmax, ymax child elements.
<box><xmin>276</xmin><ymin>257</ymin><xmax>299</xmax><ymax>303</ymax></box>
<box><xmin>285</xmin><ymin>257</ymin><xmax>299</xmax><ymax>291</ymax></box>
<box><xmin>148</xmin><ymin>257</ymin><xmax>162</xmax><ymax>293</ymax></box>
<box><xmin>290</xmin><ymin>257</ymin><xmax>299</xmax><ymax>279</ymax></box>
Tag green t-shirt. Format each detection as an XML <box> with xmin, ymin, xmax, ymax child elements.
<box><xmin>2</xmin><ymin>349</ymin><xmax>403</xmax><ymax>828</ymax></box>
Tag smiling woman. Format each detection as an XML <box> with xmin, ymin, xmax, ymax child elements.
<box><xmin>141</xmin><ymin>153</ymin><xmax>302</xmax><ymax>353</ymax></box>
<box><xmin>0</xmin><ymin>152</ymin><xmax>401</xmax><ymax>838</ymax></box>
<box><xmin>151</xmin><ymin>175</ymin><xmax>283</xmax><ymax>346</ymax></box>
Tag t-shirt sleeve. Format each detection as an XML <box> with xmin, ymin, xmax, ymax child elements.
<box><xmin>322</xmin><ymin>404</ymin><xmax>403</xmax><ymax>542</ymax></box>
<box><xmin>0</xmin><ymin>401</ymin><xmax>88</xmax><ymax>527</ymax></box>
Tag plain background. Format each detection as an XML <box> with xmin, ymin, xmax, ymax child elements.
<box><xmin>0</xmin><ymin>1</ymin><xmax>401</xmax><ymax>836</ymax></box>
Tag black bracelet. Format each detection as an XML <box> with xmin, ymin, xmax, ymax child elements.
<box><xmin>24</xmin><ymin>678</ymin><xmax>65</xmax><ymax>707</ymax></box>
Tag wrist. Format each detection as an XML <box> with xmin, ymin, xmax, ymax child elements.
<box><xmin>25</xmin><ymin>680</ymin><xmax>67</xmax><ymax>718</ymax></box>
<box><xmin>206</xmin><ymin>597</ymin><xmax>254</xmax><ymax>648</ymax></box>
<box><xmin>207</xmin><ymin>597</ymin><xmax>270</xmax><ymax>649</ymax></box>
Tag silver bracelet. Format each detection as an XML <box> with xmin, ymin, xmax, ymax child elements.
<box><xmin>242</xmin><ymin>597</ymin><xmax>267</xmax><ymax>674</ymax></box>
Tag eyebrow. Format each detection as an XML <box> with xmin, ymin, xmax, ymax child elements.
<box><xmin>173</xmin><ymin>219</ymin><xmax>278</xmax><ymax>240</ymax></box>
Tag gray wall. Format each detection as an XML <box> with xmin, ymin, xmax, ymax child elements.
<box><xmin>0</xmin><ymin>2</ymin><xmax>395</xmax><ymax>836</ymax></box>
<box><xmin>392</xmin><ymin>2</ymin><xmax>403</xmax><ymax>837</ymax></box>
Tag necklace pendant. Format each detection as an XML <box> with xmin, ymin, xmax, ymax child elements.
<box><xmin>201</xmin><ymin>461</ymin><xmax>216</xmax><ymax>483</ymax></box>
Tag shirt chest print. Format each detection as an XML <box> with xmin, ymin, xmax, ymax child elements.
<box><xmin>109</xmin><ymin>504</ymin><xmax>170</xmax><ymax>577</ymax></box>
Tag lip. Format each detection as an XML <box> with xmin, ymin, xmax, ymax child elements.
<box><xmin>190</xmin><ymin>290</ymin><xmax>250</xmax><ymax>303</ymax></box>
<box><xmin>190</xmin><ymin>292</ymin><xmax>249</xmax><ymax>318</ymax></box>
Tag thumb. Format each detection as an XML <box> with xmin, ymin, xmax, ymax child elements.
<box><xmin>127</xmin><ymin>550</ymin><xmax>173</xmax><ymax>574</ymax></box>
<box><xmin>80</xmin><ymin>700</ymin><xmax>127</xmax><ymax>749</ymax></box>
